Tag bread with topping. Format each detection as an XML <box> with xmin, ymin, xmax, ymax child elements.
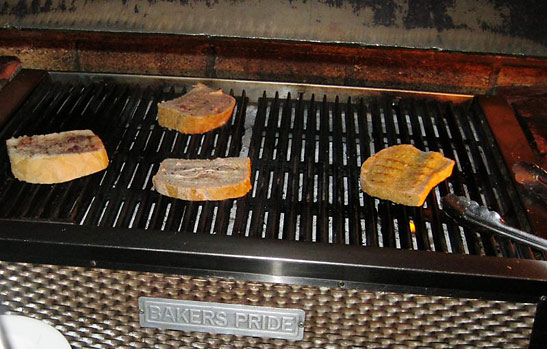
<box><xmin>360</xmin><ymin>144</ymin><xmax>455</xmax><ymax>206</ymax></box>
<box><xmin>157</xmin><ymin>83</ymin><xmax>236</xmax><ymax>134</ymax></box>
<box><xmin>153</xmin><ymin>157</ymin><xmax>252</xmax><ymax>201</ymax></box>
<box><xmin>6</xmin><ymin>130</ymin><xmax>109</xmax><ymax>184</ymax></box>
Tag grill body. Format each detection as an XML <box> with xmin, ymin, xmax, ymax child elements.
<box><xmin>1</xmin><ymin>261</ymin><xmax>537</xmax><ymax>348</ymax></box>
<box><xmin>0</xmin><ymin>69</ymin><xmax>545</xmax><ymax>346</ymax></box>
<box><xmin>0</xmin><ymin>71</ymin><xmax>545</xmax><ymax>296</ymax></box>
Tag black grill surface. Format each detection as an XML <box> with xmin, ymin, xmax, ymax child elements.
<box><xmin>0</xmin><ymin>76</ymin><xmax>543</xmax><ymax>261</ymax></box>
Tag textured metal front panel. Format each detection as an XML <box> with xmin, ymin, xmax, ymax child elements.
<box><xmin>0</xmin><ymin>261</ymin><xmax>535</xmax><ymax>347</ymax></box>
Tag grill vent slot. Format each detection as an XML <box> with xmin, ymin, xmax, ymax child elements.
<box><xmin>0</xmin><ymin>77</ymin><xmax>542</xmax><ymax>261</ymax></box>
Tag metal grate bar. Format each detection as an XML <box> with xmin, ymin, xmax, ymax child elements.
<box><xmin>427</xmin><ymin>102</ymin><xmax>466</xmax><ymax>254</ymax></box>
<box><xmin>380</xmin><ymin>99</ymin><xmax>398</xmax><ymax>249</ymax></box>
<box><xmin>403</xmin><ymin>100</ymin><xmax>430</xmax><ymax>251</ymax></box>
<box><xmin>301</xmin><ymin>95</ymin><xmax>317</xmax><ymax>242</ymax></box>
<box><xmin>419</xmin><ymin>100</ymin><xmax>450</xmax><ymax>253</ymax></box>
<box><xmin>390</xmin><ymin>101</ymin><xmax>413</xmax><ymax>250</ymax></box>
<box><xmin>101</xmin><ymin>87</ymin><xmax>151</xmax><ymax>228</ymax></box>
<box><xmin>264</xmin><ymin>93</ymin><xmax>292</xmax><ymax>240</ymax></box>
<box><xmin>356</xmin><ymin>99</ymin><xmax>378</xmax><ymax>247</ymax></box>
<box><xmin>377</xmin><ymin>99</ymin><xmax>398</xmax><ymax>249</ymax></box>
<box><xmin>283</xmin><ymin>94</ymin><xmax>305</xmax><ymax>241</ymax></box>
<box><xmin>87</xmin><ymin>86</ymin><xmax>147</xmax><ymax>227</ymax></box>
<box><xmin>342</xmin><ymin>98</ymin><xmax>362</xmax><ymax>246</ymax></box>
<box><xmin>91</xmin><ymin>86</ymin><xmax>138</xmax><ymax>228</ymax></box>
<box><xmin>332</xmin><ymin>97</ymin><xmax>347</xmax><ymax>244</ymax></box>
<box><xmin>248</xmin><ymin>94</ymin><xmax>279</xmax><ymax>239</ymax></box>
<box><xmin>318</xmin><ymin>96</ymin><xmax>331</xmax><ymax>243</ymax></box>
<box><xmin>232</xmin><ymin>93</ymin><xmax>267</xmax><ymax>237</ymax></box>
<box><xmin>0</xmin><ymin>76</ymin><xmax>541</xmax><ymax>260</ymax></box>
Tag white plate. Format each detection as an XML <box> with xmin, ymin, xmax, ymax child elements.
<box><xmin>0</xmin><ymin>315</ymin><xmax>70</xmax><ymax>349</ymax></box>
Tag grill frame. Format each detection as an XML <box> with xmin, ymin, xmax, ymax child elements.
<box><xmin>0</xmin><ymin>70</ymin><xmax>545</xmax><ymax>303</ymax></box>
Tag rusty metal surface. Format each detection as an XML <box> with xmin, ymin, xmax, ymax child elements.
<box><xmin>478</xmin><ymin>96</ymin><xmax>547</xmax><ymax>240</ymax></box>
<box><xmin>0</xmin><ymin>0</ymin><xmax>544</xmax><ymax>57</ymax></box>
<box><xmin>0</xmin><ymin>260</ymin><xmax>536</xmax><ymax>347</ymax></box>
<box><xmin>498</xmin><ymin>86</ymin><xmax>547</xmax><ymax>161</ymax></box>
<box><xmin>0</xmin><ymin>31</ymin><xmax>546</xmax><ymax>95</ymax></box>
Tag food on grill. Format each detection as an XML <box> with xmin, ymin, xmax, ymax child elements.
<box><xmin>360</xmin><ymin>144</ymin><xmax>455</xmax><ymax>206</ymax></box>
<box><xmin>153</xmin><ymin>157</ymin><xmax>252</xmax><ymax>201</ymax></box>
<box><xmin>157</xmin><ymin>83</ymin><xmax>236</xmax><ymax>134</ymax></box>
<box><xmin>6</xmin><ymin>130</ymin><xmax>109</xmax><ymax>184</ymax></box>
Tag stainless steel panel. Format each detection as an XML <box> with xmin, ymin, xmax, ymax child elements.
<box><xmin>0</xmin><ymin>260</ymin><xmax>536</xmax><ymax>347</ymax></box>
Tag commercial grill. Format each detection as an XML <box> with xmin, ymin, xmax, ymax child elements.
<box><xmin>0</xmin><ymin>0</ymin><xmax>546</xmax><ymax>347</ymax></box>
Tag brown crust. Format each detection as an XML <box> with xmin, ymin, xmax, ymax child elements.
<box><xmin>157</xmin><ymin>91</ymin><xmax>236</xmax><ymax>134</ymax></box>
<box><xmin>8</xmin><ymin>148</ymin><xmax>109</xmax><ymax>184</ymax></box>
<box><xmin>360</xmin><ymin>144</ymin><xmax>455</xmax><ymax>206</ymax></box>
<box><xmin>153</xmin><ymin>158</ymin><xmax>252</xmax><ymax>201</ymax></box>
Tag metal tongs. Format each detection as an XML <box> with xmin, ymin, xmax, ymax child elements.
<box><xmin>442</xmin><ymin>194</ymin><xmax>547</xmax><ymax>252</ymax></box>
<box><xmin>512</xmin><ymin>161</ymin><xmax>547</xmax><ymax>202</ymax></box>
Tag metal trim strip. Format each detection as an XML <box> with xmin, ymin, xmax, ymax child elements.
<box><xmin>0</xmin><ymin>220</ymin><xmax>545</xmax><ymax>302</ymax></box>
<box><xmin>48</xmin><ymin>71</ymin><xmax>474</xmax><ymax>104</ymax></box>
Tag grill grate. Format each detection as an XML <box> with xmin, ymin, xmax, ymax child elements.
<box><xmin>0</xmin><ymin>76</ymin><xmax>543</xmax><ymax>261</ymax></box>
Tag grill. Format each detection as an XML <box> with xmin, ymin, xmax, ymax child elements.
<box><xmin>0</xmin><ymin>73</ymin><xmax>532</xmax><ymax>252</ymax></box>
<box><xmin>0</xmin><ymin>1</ymin><xmax>546</xmax><ymax>346</ymax></box>
<box><xmin>0</xmin><ymin>72</ymin><xmax>545</xmax><ymax>298</ymax></box>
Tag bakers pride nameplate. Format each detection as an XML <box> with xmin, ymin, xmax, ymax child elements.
<box><xmin>138</xmin><ymin>297</ymin><xmax>305</xmax><ymax>340</ymax></box>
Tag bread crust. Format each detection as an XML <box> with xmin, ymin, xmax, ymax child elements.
<box><xmin>360</xmin><ymin>144</ymin><xmax>454</xmax><ymax>206</ymax></box>
<box><xmin>153</xmin><ymin>157</ymin><xmax>252</xmax><ymax>201</ymax></box>
<box><xmin>157</xmin><ymin>85</ymin><xmax>236</xmax><ymax>134</ymax></box>
<box><xmin>9</xmin><ymin>150</ymin><xmax>109</xmax><ymax>184</ymax></box>
<box><xmin>6</xmin><ymin>130</ymin><xmax>109</xmax><ymax>184</ymax></box>
<box><xmin>156</xmin><ymin>176</ymin><xmax>252</xmax><ymax>201</ymax></box>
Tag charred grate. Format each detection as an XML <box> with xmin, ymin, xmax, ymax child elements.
<box><xmin>239</xmin><ymin>93</ymin><xmax>543</xmax><ymax>261</ymax></box>
<box><xmin>0</xmin><ymin>76</ymin><xmax>542</xmax><ymax>261</ymax></box>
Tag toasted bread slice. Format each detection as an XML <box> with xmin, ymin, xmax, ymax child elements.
<box><xmin>157</xmin><ymin>83</ymin><xmax>236</xmax><ymax>134</ymax></box>
<box><xmin>360</xmin><ymin>144</ymin><xmax>455</xmax><ymax>206</ymax></box>
<box><xmin>6</xmin><ymin>130</ymin><xmax>109</xmax><ymax>184</ymax></box>
<box><xmin>153</xmin><ymin>157</ymin><xmax>252</xmax><ymax>201</ymax></box>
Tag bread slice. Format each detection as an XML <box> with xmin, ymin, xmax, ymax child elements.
<box><xmin>360</xmin><ymin>144</ymin><xmax>455</xmax><ymax>206</ymax></box>
<box><xmin>153</xmin><ymin>157</ymin><xmax>252</xmax><ymax>201</ymax></box>
<box><xmin>6</xmin><ymin>130</ymin><xmax>109</xmax><ymax>184</ymax></box>
<box><xmin>157</xmin><ymin>83</ymin><xmax>236</xmax><ymax>134</ymax></box>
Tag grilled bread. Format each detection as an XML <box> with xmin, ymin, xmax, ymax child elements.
<box><xmin>360</xmin><ymin>144</ymin><xmax>455</xmax><ymax>206</ymax></box>
<box><xmin>157</xmin><ymin>83</ymin><xmax>236</xmax><ymax>134</ymax></box>
<box><xmin>6</xmin><ymin>130</ymin><xmax>109</xmax><ymax>184</ymax></box>
<box><xmin>153</xmin><ymin>157</ymin><xmax>252</xmax><ymax>201</ymax></box>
